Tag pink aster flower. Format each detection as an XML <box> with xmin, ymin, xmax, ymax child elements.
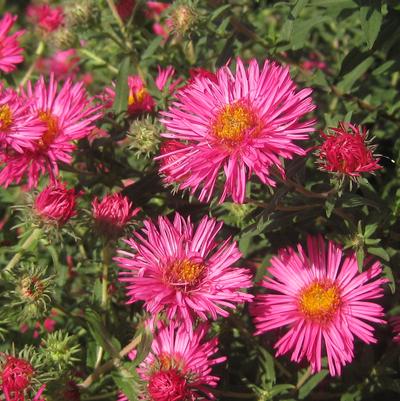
<box><xmin>27</xmin><ymin>4</ymin><xmax>64</xmax><ymax>33</ymax></box>
<box><xmin>116</xmin><ymin>212</ymin><xmax>253</xmax><ymax>329</ymax></box>
<box><xmin>104</xmin><ymin>75</ymin><xmax>155</xmax><ymax>115</ymax></box>
<box><xmin>158</xmin><ymin>58</ymin><xmax>316</xmax><ymax>203</ymax></box>
<box><xmin>0</xmin><ymin>13</ymin><xmax>25</xmax><ymax>73</ymax></box>
<box><xmin>135</xmin><ymin>322</ymin><xmax>225</xmax><ymax>401</ymax></box>
<box><xmin>34</xmin><ymin>180</ymin><xmax>77</xmax><ymax>225</ymax></box>
<box><xmin>36</xmin><ymin>49</ymin><xmax>80</xmax><ymax>80</ymax></box>
<box><xmin>301</xmin><ymin>53</ymin><xmax>327</xmax><ymax>72</ymax></box>
<box><xmin>317</xmin><ymin>122</ymin><xmax>381</xmax><ymax>178</ymax></box>
<box><xmin>155</xmin><ymin>65</ymin><xmax>182</xmax><ymax>93</ymax></box>
<box><xmin>391</xmin><ymin>315</ymin><xmax>400</xmax><ymax>343</ymax></box>
<box><xmin>252</xmin><ymin>236</ymin><xmax>387</xmax><ymax>376</ymax></box>
<box><xmin>0</xmin><ymin>84</ymin><xmax>45</xmax><ymax>153</ymax></box>
<box><xmin>92</xmin><ymin>193</ymin><xmax>139</xmax><ymax>239</ymax></box>
<box><xmin>0</xmin><ymin>74</ymin><xmax>102</xmax><ymax>188</ymax></box>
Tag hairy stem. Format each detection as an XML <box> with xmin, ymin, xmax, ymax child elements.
<box><xmin>19</xmin><ymin>40</ymin><xmax>45</xmax><ymax>87</ymax></box>
<box><xmin>4</xmin><ymin>228</ymin><xmax>42</xmax><ymax>273</ymax></box>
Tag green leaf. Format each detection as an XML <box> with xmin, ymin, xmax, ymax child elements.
<box><xmin>356</xmin><ymin>247</ymin><xmax>365</xmax><ymax>272</ymax></box>
<box><xmin>259</xmin><ymin>347</ymin><xmax>276</xmax><ymax>385</ymax></box>
<box><xmin>364</xmin><ymin>223</ymin><xmax>378</xmax><ymax>237</ymax></box>
<box><xmin>298</xmin><ymin>370</ymin><xmax>329</xmax><ymax>399</ymax></box>
<box><xmin>270</xmin><ymin>384</ymin><xmax>295</xmax><ymax>397</ymax></box>
<box><xmin>142</xmin><ymin>36</ymin><xmax>163</xmax><ymax>60</ymax></box>
<box><xmin>210</xmin><ymin>4</ymin><xmax>231</xmax><ymax>21</ymax></box>
<box><xmin>359</xmin><ymin>1</ymin><xmax>383</xmax><ymax>49</ymax></box>
<box><xmin>383</xmin><ymin>264</ymin><xmax>395</xmax><ymax>294</ymax></box>
<box><xmin>113</xmin><ymin>56</ymin><xmax>131</xmax><ymax>115</ymax></box>
<box><xmin>337</xmin><ymin>56</ymin><xmax>374</xmax><ymax>92</ymax></box>
<box><xmin>112</xmin><ymin>366</ymin><xmax>139</xmax><ymax>401</ymax></box>
<box><xmin>367</xmin><ymin>246</ymin><xmax>390</xmax><ymax>261</ymax></box>
<box><xmin>131</xmin><ymin>328</ymin><xmax>153</xmax><ymax>367</ymax></box>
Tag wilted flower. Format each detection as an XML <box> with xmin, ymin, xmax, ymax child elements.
<box><xmin>252</xmin><ymin>236</ymin><xmax>387</xmax><ymax>376</ymax></box>
<box><xmin>0</xmin><ymin>85</ymin><xmax>45</xmax><ymax>152</ymax></box>
<box><xmin>167</xmin><ymin>0</ymin><xmax>199</xmax><ymax>38</ymax></box>
<box><xmin>158</xmin><ymin>57</ymin><xmax>315</xmax><ymax>203</ymax></box>
<box><xmin>92</xmin><ymin>193</ymin><xmax>139</xmax><ymax>239</ymax></box>
<box><xmin>317</xmin><ymin>122</ymin><xmax>381</xmax><ymax>178</ymax></box>
<box><xmin>0</xmin><ymin>13</ymin><xmax>25</xmax><ymax>73</ymax></box>
<box><xmin>66</xmin><ymin>0</ymin><xmax>99</xmax><ymax>28</ymax></box>
<box><xmin>34</xmin><ymin>181</ymin><xmax>77</xmax><ymax>226</ymax></box>
<box><xmin>52</xmin><ymin>28</ymin><xmax>78</xmax><ymax>50</ymax></box>
<box><xmin>118</xmin><ymin>322</ymin><xmax>225</xmax><ymax>401</ymax></box>
<box><xmin>27</xmin><ymin>4</ymin><xmax>65</xmax><ymax>33</ymax></box>
<box><xmin>116</xmin><ymin>212</ymin><xmax>253</xmax><ymax>329</ymax></box>
<box><xmin>0</xmin><ymin>74</ymin><xmax>102</xmax><ymax>188</ymax></box>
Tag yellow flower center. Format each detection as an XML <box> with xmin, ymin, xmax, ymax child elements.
<box><xmin>166</xmin><ymin>258</ymin><xmax>205</xmax><ymax>287</ymax></box>
<box><xmin>37</xmin><ymin>111</ymin><xmax>59</xmax><ymax>149</ymax></box>
<box><xmin>212</xmin><ymin>102</ymin><xmax>259</xmax><ymax>143</ymax></box>
<box><xmin>128</xmin><ymin>87</ymin><xmax>147</xmax><ymax>106</ymax></box>
<box><xmin>299</xmin><ymin>281</ymin><xmax>341</xmax><ymax>323</ymax></box>
<box><xmin>0</xmin><ymin>104</ymin><xmax>13</xmax><ymax>131</ymax></box>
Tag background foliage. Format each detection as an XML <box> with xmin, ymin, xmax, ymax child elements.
<box><xmin>1</xmin><ymin>0</ymin><xmax>400</xmax><ymax>400</ymax></box>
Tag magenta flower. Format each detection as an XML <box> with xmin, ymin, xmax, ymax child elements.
<box><xmin>104</xmin><ymin>75</ymin><xmax>155</xmax><ymax>116</ymax></box>
<box><xmin>0</xmin><ymin>75</ymin><xmax>102</xmax><ymax>188</ymax></box>
<box><xmin>136</xmin><ymin>322</ymin><xmax>225</xmax><ymax>401</ymax></box>
<box><xmin>0</xmin><ymin>13</ymin><xmax>25</xmax><ymax>73</ymax></box>
<box><xmin>252</xmin><ymin>236</ymin><xmax>387</xmax><ymax>376</ymax></box>
<box><xmin>92</xmin><ymin>193</ymin><xmax>139</xmax><ymax>239</ymax></box>
<box><xmin>34</xmin><ymin>181</ymin><xmax>77</xmax><ymax>225</ymax></box>
<box><xmin>0</xmin><ymin>85</ymin><xmax>45</xmax><ymax>153</ymax></box>
<box><xmin>27</xmin><ymin>4</ymin><xmax>64</xmax><ymax>33</ymax></box>
<box><xmin>155</xmin><ymin>65</ymin><xmax>182</xmax><ymax>93</ymax></box>
<box><xmin>116</xmin><ymin>212</ymin><xmax>253</xmax><ymax>329</ymax></box>
<box><xmin>0</xmin><ymin>354</ymin><xmax>45</xmax><ymax>401</ymax></box>
<box><xmin>158</xmin><ymin>57</ymin><xmax>315</xmax><ymax>203</ymax></box>
<box><xmin>390</xmin><ymin>316</ymin><xmax>400</xmax><ymax>343</ymax></box>
<box><xmin>317</xmin><ymin>122</ymin><xmax>381</xmax><ymax>178</ymax></box>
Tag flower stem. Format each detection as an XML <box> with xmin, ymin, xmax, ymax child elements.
<box><xmin>79</xmin><ymin>334</ymin><xmax>143</xmax><ymax>389</ymax></box>
<box><xmin>106</xmin><ymin>0</ymin><xmax>133</xmax><ymax>51</ymax></box>
<box><xmin>101</xmin><ymin>243</ymin><xmax>112</xmax><ymax>311</ymax></box>
<box><xmin>4</xmin><ymin>228</ymin><xmax>42</xmax><ymax>273</ymax></box>
<box><xmin>78</xmin><ymin>48</ymin><xmax>118</xmax><ymax>74</ymax></box>
<box><xmin>296</xmin><ymin>367</ymin><xmax>312</xmax><ymax>390</ymax></box>
<box><xmin>19</xmin><ymin>40</ymin><xmax>45</xmax><ymax>87</ymax></box>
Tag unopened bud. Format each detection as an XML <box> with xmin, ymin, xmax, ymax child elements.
<box><xmin>128</xmin><ymin>117</ymin><xmax>162</xmax><ymax>157</ymax></box>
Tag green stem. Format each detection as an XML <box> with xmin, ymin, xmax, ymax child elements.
<box><xmin>4</xmin><ymin>228</ymin><xmax>42</xmax><ymax>273</ymax></box>
<box><xmin>106</xmin><ymin>0</ymin><xmax>133</xmax><ymax>51</ymax></box>
<box><xmin>101</xmin><ymin>243</ymin><xmax>112</xmax><ymax>311</ymax></box>
<box><xmin>79</xmin><ymin>48</ymin><xmax>118</xmax><ymax>74</ymax></box>
<box><xmin>19</xmin><ymin>40</ymin><xmax>45</xmax><ymax>87</ymax></box>
<box><xmin>296</xmin><ymin>367</ymin><xmax>312</xmax><ymax>390</ymax></box>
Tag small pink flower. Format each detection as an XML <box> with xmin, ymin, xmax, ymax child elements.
<box><xmin>0</xmin><ymin>74</ymin><xmax>102</xmax><ymax>188</ymax></box>
<box><xmin>92</xmin><ymin>193</ymin><xmax>139</xmax><ymax>239</ymax></box>
<box><xmin>391</xmin><ymin>316</ymin><xmax>400</xmax><ymax>343</ymax></box>
<box><xmin>116</xmin><ymin>212</ymin><xmax>253</xmax><ymax>329</ymax></box>
<box><xmin>104</xmin><ymin>75</ymin><xmax>155</xmax><ymax>115</ymax></box>
<box><xmin>0</xmin><ymin>84</ymin><xmax>45</xmax><ymax>153</ymax></box>
<box><xmin>0</xmin><ymin>13</ymin><xmax>25</xmax><ymax>73</ymax></box>
<box><xmin>317</xmin><ymin>122</ymin><xmax>381</xmax><ymax>178</ymax></box>
<box><xmin>36</xmin><ymin>49</ymin><xmax>80</xmax><ymax>80</ymax></box>
<box><xmin>252</xmin><ymin>236</ymin><xmax>387</xmax><ymax>376</ymax></box>
<box><xmin>34</xmin><ymin>180</ymin><xmax>77</xmax><ymax>225</ymax></box>
<box><xmin>157</xmin><ymin>57</ymin><xmax>316</xmax><ymax>203</ymax></box>
<box><xmin>301</xmin><ymin>53</ymin><xmax>327</xmax><ymax>71</ymax></box>
<box><xmin>27</xmin><ymin>4</ymin><xmax>64</xmax><ymax>33</ymax></box>
<box><xmin>134</xmin><ymin>322</ymin><xmax>225</xmax><ymax>401</ymax></box>
<box><xmin>155</xmin><ymin>65</ymin><xmax>182</xmax><ymax>93</ymax></box>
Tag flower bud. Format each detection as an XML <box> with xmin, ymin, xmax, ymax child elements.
<box><xmin>168</xmin><ymin>0</ymin><xmax>199</xmax><ymax>38</ymax></box>
<box><xmin>128</xmin><ymin>117</ymin><xmax>161</xmax><ymax>157</ymax></box>
<box><xmin>34</xmin><ymin>181</ymin><xmax>77</xmax><ymax>227</ymax></box>
<box><xmin>66</xmin><ymin>0</ymin><xmax>100</xmax><ymax>28</ymax></box>
<box><xmin>52</xmin><ymin>27</ymin><xmax>78</xmax><ymax>50</ymax></box>
<box><xmin>92</xmin><ymin>193</ymin><xmax>139</xmax><ymax>240</ymax></box>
